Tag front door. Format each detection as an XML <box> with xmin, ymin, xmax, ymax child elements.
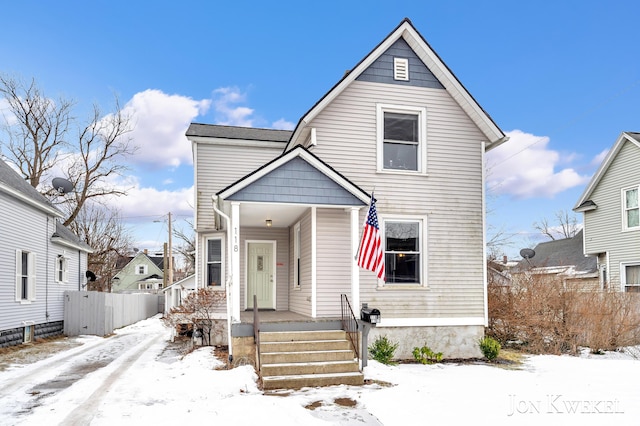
<box><xmin>247</xmin><ymin>242</ymin><xmax>275</xmax><ymax>309</ymax></box>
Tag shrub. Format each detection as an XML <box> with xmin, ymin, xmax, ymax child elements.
<box><xmin>479</xmin><ymin>336</ymin><xmax>501</xmax><ymax>361</ymax></box>
<box><xmin>412</xmin><ymin>344</ymin><xmax>443</xmax><ymax>364</ymax></box>
<box><xmin>368</xmin><ymin>335</ymin><xmax>399</xmax><ymax>365</ymax></box>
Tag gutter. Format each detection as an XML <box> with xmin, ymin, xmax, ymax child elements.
<box><xmin>211</xmin><ymin>195</ymin><xmax>234</xmax><ymax>363</ymax></box>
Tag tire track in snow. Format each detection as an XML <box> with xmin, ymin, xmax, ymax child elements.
<box><xmin>59</xmin><ymin>333</ymin><xmax>165</xmax><ymax>425</ymax></box>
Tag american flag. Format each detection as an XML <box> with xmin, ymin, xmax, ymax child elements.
<box><xmin>357</xmin><ymin>195</ymin><xmax>385</xmax><ymax>280</ymax></box>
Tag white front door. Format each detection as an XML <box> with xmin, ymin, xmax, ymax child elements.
<box><xmin>247</xmin><ymin>242</ymin><xmax>275</xmax><ymax>309</ymax></box>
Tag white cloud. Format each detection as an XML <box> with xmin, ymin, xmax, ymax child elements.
<box><xmin>272</xmin><ymin>118</ymin><xmax>295</xmax><ymax>130</ymax></box>
<box><xmin>123</xmin><ymin>89</ymin><xmax>211</xmax><ymax>169</ymax></box>
<box><xmin>211</xmin><ymin>87</ymin><xmax>255</xmax><ymax>127</ymax></box>
<box><xmin>591</xmin><ymin>148</ymin><xmax>609</xmax><ymax>167</ymax></box>
<box><xmin>486</xmin><ymin>129</ymin><xmax>590</xmax><ymax>199</ymax></box>
<box><xmin>105</xmin><ymin>183</ymin><xmax>194</xmax><ymax>221</ymax></box>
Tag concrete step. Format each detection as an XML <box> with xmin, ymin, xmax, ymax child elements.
<box><xmin>262</xmin><ymin>371</ymin><xmax>364</xmax><ymax>390</ymax></box>
<box><xmin>260</xmin><ymin>339</ymin><xmax>351</xmax><ymax>353</ymax></box>
<box><xmin>260</xmin><ymin>330</ymin><xmax>347</xmax><ymax>343</ymax></box>
<box><xmin>261</xmin><ymin>360</ymin><xmax>361</xmax><ymax>377</ymax></box>
<box><xmin>261</xmin><ymin>349</ymin><xmax>355</xmax><ymax>364</ymax></box>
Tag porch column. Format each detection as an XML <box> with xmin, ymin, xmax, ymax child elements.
<box><xmin>231</xmin><ymin>201</ymin><xmax>241</xmax><ymax>320</ymax></box>
<box><xmin>350</xmin><ymin>207</ymin><xmax>361</xmax><ymax>311</ymax></box>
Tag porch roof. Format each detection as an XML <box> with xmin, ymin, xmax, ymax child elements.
<box><xmin>217</xmin><ymin>145</ymin><xmax>370</xmax><ymax>206</ymax></box>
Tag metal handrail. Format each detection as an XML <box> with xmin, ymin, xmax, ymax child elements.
<box><xmin>340</xmin><ymin>294</ymin><xmax>359</xmax><ymax>361</ymax></box>
<box><xmin>253</xmin><ymin>294</ymin><xmax>260</xmax><ymax>371</ymax></box>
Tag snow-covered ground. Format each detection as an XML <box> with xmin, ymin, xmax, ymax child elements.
<box><xmin>0</xmin><ymin>316</ymin><xmax>639</xmax><ymax>425</ymax></box>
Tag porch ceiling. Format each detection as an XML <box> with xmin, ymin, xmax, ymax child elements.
<box><xmin>240</xmin><ymin>202</ymin><xmax>308</xmax><ymax>228</ymax></box>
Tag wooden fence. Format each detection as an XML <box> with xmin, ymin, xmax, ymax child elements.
<box><xmin>63</xmin><ymin>291</ymin><xmax>162</xmax><ymax>337</ymax></box>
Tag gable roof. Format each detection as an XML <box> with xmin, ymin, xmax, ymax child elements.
<box><xmin>516</xmin><ymin>230</ymin><xmax>596</xmax><ymax>273</ymax></box>
<box><xmin>217</xmin><ymin>145</ymin><xmax>370</xmax><ymax>205</ymax></box>
<box><xmin>0</xmin><ymin>157</ymin><xmax>62</xmax><ymax>217</ymax></box>
<box><xmin>285</xmin><ymin>18</ymin><xmax>507</xmax><ymax>152</ymax></box>
<box><xmin>574</xmin><ymin>131</ymin><xmax>640</xmax><ymax>211</ymax></box>
<box><xmin>187</xmin><ymin>123</ymin><xmax>292</xmax><ymax>143</ymax></box>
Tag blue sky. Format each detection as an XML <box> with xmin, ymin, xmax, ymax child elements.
<box><xmin>1</xmin><ymin>1</ymin><xmax>639</xmax><ymax>258</ymax></box>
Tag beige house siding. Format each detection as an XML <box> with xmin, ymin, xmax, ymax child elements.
<box><xmin>289</xmin><ymin>210</ymin><xmax>312</xmax><ymax>316</ymax></box>
<box><xmin>307</xmin><ymin>80</ymin><xmax>486</xmax><ymax>319</ymax></box>
<box><xmin>583</xmin><ymin>140</ymin><xmax>640</xmax><ymax>290</ymax></box>
<box><xmin>194</xmin><ymin>141</ymin><xmax>284</xmax><ymax>296</ymax></box>
<box><xmin>316</xmin><ymin>208</ymin><xmax>352</xmax><ymax>317</ymax></box>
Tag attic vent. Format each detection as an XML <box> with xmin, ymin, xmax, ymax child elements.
<box><xmin>394</xmin><ymin>57</ymin><xmax>409</xmax><ymax>81</ymax></box>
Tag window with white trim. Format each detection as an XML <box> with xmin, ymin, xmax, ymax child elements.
<box><xmin>623</xmin><ymin>186</ymin><xmax>639</xmax><ymax>230</ymax></box>
<box><xmin>382</xmin><ymin>218</ymin><xmax>424</xmax><ymax>285</ymax></box>
<box><xmin>293</xmin><ymin>222</ymin><xmax>301</xmax><ymax>288</ymax></box>
<box><xmin>377</xmin><ymin>104</ymin><xmax>427</xmax><ymax>173</ymax></box>
<box><xmin>136</xmin><ymin>265</ymin><xmax>148</xmax><ymax>275</ymax></box>
<box><xmin>622</xmin><ymin>263</ymin><xmax>640</xmax><ymax>293</ymax></box>
<box><xmin>15</xmin><ymin>250</ymin><xmax>36</xmax><ymax>302</ymax></box>
<box><xmin>56</xmin><ymin>255</ymin><xmax>68</xmax><ymax>283</ymax></box>
<box><xmin>207</xmin><ymin>238</ymin><xmax>222</xmax><ymax>287</ymax></box>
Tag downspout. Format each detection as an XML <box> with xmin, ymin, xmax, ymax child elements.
<box><xmin>212</xmin><ymin>195</ymin><xmax>234</xmax><ymax>363</ymax></box>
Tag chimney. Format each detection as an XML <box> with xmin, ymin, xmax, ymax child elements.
<box><xmin>144</xmin><ymin>249</ymin><xmax>148</xmax><ymax>255</ymax></box>
<box><xmin>503</xmin><ymin>255</ymin><xmax>507</xmax><ymax>264</ymax></box>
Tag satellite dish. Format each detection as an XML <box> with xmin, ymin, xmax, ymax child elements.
<box><xmin>519</xmin><ymin>248</ymin><xmax>536</xmax><ymax>260</ymax></box>
<box><xmin>52</xmin><ymin>177</ymin><xmax>74</xmax><ymax>194</ymax></box>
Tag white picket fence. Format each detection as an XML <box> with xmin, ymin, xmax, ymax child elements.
<box><xmin>63</xmin><ymin>291</ymin><xmax>161</xmax><ymax>336</ymax></box>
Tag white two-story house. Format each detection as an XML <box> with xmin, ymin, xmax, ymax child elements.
<box><xmin>187</xmin><ymin>18</ymin><xmax>508</xmax><ymax>359</ymax></box>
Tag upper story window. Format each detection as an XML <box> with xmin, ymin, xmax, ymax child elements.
<box><xmin>136</xmin><ymin>265</ymin><xmax>148</xmax><ymax>275</ymax></box>
<box><xmin>15</xmin><ymin>250</ymin><xmax>36</xmax><ymax>302</ymax></box>
<box><xmin>377</xmin><ymin>104</ymin><xmax>427</xmax><ymax>174</ymax></box>
<box><xmin>623</xmin><ymin>187</ymin><xmax>639</xmax><ymax>230</ymax></box>
<box><xmin>382</xmin><ymin>217</ymin><xmax>425</xmax><ymax>286</ymax></box>
<box><xmin>207</xmin><ymin>238</ymin><xmax>223</xmax><ymax>286</ymax></box>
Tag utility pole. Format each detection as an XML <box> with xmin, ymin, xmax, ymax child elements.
<box><xmin>168</xmin><ymin>212</ymin><xmax>173</xmax><ymax>286</ymax></box>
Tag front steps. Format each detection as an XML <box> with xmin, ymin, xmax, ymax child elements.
<box><xmin>259</xmin><ymin>330</ymin><xmax>363</xmax><ymax>390</ymax></box>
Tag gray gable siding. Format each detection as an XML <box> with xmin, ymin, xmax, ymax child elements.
<box><xmin>356</xmin><ymin>38</ymin><xmax>444</xmax><ymax>89</ymax></box>
<box><xmin>227</xmin><ymin>157</ymin><xmax>365</xmax><ymax>205</ymax></box>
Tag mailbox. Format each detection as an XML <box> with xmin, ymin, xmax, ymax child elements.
<box><xmin>361</xmin><ymin>306</ymin><xmax>381</xmax><ymax>324</ymax></box>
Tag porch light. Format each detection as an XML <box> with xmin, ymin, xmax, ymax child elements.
<box><xmin>265</xmin><ymin>219</ymin><xmax>272</xmax><ymax>228</ymax></box>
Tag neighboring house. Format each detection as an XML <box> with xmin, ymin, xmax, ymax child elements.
<box><xmin>574</xmin><ymin>131</ymin><xmax>640</xmax><ymax>292</ymax></box>
<box><xmin>512</xmin><ymin>230</ymin><xmax>599</xmax><ymax>290</ymax></box>
<box><xmin>187</xmin><ymin>18</ymin><xmax>508</xmax><ymax>358</ymax></box>
<box><xmin>162</xmin><ymin>274</ymin><xmax>195</xmax><ymax>315</ymax></box>
<box><xmin>111</xmin><ymin>252</ymin><xmax>167</xmax><ymax>293</ymax></box>
<box><xmin>487</xmin><ymin>256</ymin><xmax>518</xmax><ymax>288</ymax></box>
<box><xmin>0</xmin><ymin>159</ymin><xmax>92</xmax><ymax>348</ymax></box>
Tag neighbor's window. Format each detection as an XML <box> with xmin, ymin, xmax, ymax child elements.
<box><xmin>624</xmin><ymin>187</ymin><xmax>639</xmax><ymax>229</ymax></box>
<box><xmin>383</xmin><ymin>219</ymin><xmax>423</xmax><ymax>285</ymax></box>
<box><xmin>207</xmin><ymin>238</ymin><xmax>222</xmax><ymax>286</ymax></box>
<box><xmin>623</xmin><ymin>263</ymin><xmax>640</xmax><ymax>293</ymax></box>
<box><xmin>377</xmin><ymin>104</ymin><xmax>426</xmax><ymax>173</ymax></box>
<box><xmin>15</xmin><ymin>250</ymin><xmax>36</xmax><ymax>302</ymax></box>
<box><xmin>136</xmin><ymin>265</ymin><xmax>148</xmax><ymax>275</ymax></box>
<box><xmin>56</xmin><ymin>255</ymin><xmax>68</xmax><ymax>283</ymax></box>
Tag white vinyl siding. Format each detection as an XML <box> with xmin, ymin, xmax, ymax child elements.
<box><xmin>15</xmin><ymin>250</ymin><xmax>36</xmax><ymax>302</ymax></box>
<box><xmin>307</xmin><ymin>80</ymin><xmax>486</xmax><ymax>320</ymax></box>
<box><xmin>289</xmin><ymin>210</ymin><xmax>312</xmax><ymax>316</ymax></box>
<box><xmin>316</xmin><ymin>208</ymin><xmax>351</xmax><ymax>317</ymax></box>
<box><xmin>583</xmin><ymin>140</ymin><xmax>640</xmax><ymax>291</ymax></box>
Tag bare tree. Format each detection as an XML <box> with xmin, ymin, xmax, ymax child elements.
<box><xmin>69</xmin><ymin>201</ymin><xmax>132</xmax><ymax>292</ymax></box>
<box><xmin>0</xmin><ymin>75</ymin><xmax>74</xmax><ymax>189</ymax></box>
<box><xmin>173</xmin><ymin>219</ymin><xmax>195</xmax><ymax>275</ymax></box>
<box><xmin>162</xmin><ymin>288</ymin><xmax>226</xmax><ymax>346</ymax></box>
<box><xmin>533</xmin><ymin>210</ymin><xmax>580</xmax><ymax>241</ymax></box>
<box><xmin>0</xmin><ymin>75</ymin><xmax>136</xmax><ymax>227</ymax></box>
